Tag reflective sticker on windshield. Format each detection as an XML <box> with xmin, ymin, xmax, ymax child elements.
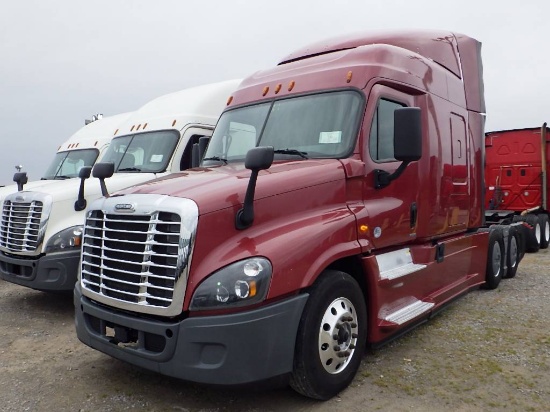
<box><xmin>319</xmin><ymin>131</ymin><xmax>342</xmax><ymax>144</ymax></box>
<box><xmin>150</xmin><ymin>155</ymin><xmax>164</xmax><ymax>163</ymax></box>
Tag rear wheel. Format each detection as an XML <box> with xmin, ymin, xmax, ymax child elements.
<box><xmin>524</xmin><ymin>214</ymin><xmax>541</xmax><ymax>253</ymax></box>
<box><xmin>483</xmin><ymin>227</ymin><xmax>504</xmax><ymax>289</ymax></box>
<box><xmin>504</xmin><ymin>226</ymin><xmax>520</xmax><ymax>279</ymax></box>
<box><xmin>290</xmin><ymin>270</ymin><xmax>367</xmax><ymax>400</ymax></box>
<box><xmin>538</xmin><ymin>214</ymin><xmax>550</xmax><ymax>249</ymax></box>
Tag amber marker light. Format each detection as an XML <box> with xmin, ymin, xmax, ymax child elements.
<box><xmin>130</xmin><ymin>125</ymin><xmax>135</xmax><ymax>131</ymax></box>
<box><xmin>359</xmin><ymin>224</ymin><xmax>369</xmax><ymax>234</ymax></box>
<box><xmin>136</xmin><ymin>124</ymin><xmax>141</xmax><ymax>131</ymax></box>
<box><xmin>288</xmin><ymin>81</ymin><xmax>295</xmax><ymax>91</ymax></box>
<box><xmin>172</xmin><ymin>119</ymin><xmax>177</xmax><ymax>127</ymax></box>
<box><xmin>262</xmin><ymin>86</ymin><xmax>269</xmax><ymax>96</ymax></box>
<box><xmin>346</xmin><ymin>71</ymin><xmax>353</xmax><ymax>83</ymax></box>
<box><xmin>249</xmin><ymin>280</ymin><xmax>257</xmax><ymax>297</ymax></box>
<box><xmin>275</xmin><ymin>84</ymin><xmax>282</xmax><ymax>94</ymax></box>
<box><xmin>114</xmin><ymin>129</ymin><xmax>119</xmax><ymax>135</ymax></box>
<box><xmin>227</xmin><ymin>95</ymin><xmax>233</xmax><ymax>105</ymax></box>
<box><xmin>143</xmin><ymin>123</ymin><xmax>148</xmax><ymax>129</ymax></box>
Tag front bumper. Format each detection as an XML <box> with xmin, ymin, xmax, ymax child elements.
<box><xmin>0</xmin><ymin>249</ymin><xmax>80</xmax><ymax>292</ymax></box>
<box><xmin>74</xmin><ymin>283</ymin><xmax>308</xmax><ymax>385</ymax></box>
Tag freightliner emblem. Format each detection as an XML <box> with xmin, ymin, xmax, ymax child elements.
<box><xmin>114</xmin><ymin>203</ymin><xmax>135</xmax><ymax>212</ymax></box>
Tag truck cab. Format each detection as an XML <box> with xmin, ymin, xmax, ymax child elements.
<box><xmin>75</xmin><ymin>31</ymin><xmax>509</xmax><ymax>399</ymax></box>
<box><xmin>0</xmin><ymin>80</ymin><xmax>240</xmax><ymax>292</ymax></box>
<box><xmin>0</xmin><ymin>112</ymin><xmax>133</xmax><ymax>204</ymax></box>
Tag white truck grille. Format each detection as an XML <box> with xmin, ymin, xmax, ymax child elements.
<box><xmin>0</xmin><ymin>199</ymin><xmax>43</xmax><ymax>252</ymax></box>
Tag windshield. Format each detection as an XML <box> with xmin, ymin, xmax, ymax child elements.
<box><xmin>42</xmin><ymin>149</ymin><xmax>99</xmax><ymax>179</ymax></box>
<box><xmin>100</xmin><ymin>130</ymin><xmax>180</xmax><ymax>173</ymax></box>
<box><xmin>203</xmin><ymin>90</ymin><xmax>363</xmax><ymax>165</ymax></box>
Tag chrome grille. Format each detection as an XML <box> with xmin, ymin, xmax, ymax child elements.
<box><xmin>81</xmin><ymin>209</ymin><xmax>187</xmax><ymax>308</ymax></box>
<box><xmin>0</xmin><ymin>199</ymin><xmax>43</xmax><ymax>252</ymax></box>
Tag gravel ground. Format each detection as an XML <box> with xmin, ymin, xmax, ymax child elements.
<box><xmin>0</xmin><ymin>249</ymin><xmax>548</xmax><ymax>411</ymax></box>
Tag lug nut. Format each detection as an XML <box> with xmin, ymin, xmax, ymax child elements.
<box><xmin>333</xmin><ymin>345</ymin><xmax>341</xmax><ymax>351</ymax></box>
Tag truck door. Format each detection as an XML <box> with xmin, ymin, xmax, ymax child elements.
<box><xmin>363</xmin><ymin>85</ymin><xmax>419</xmax><ymax>249</ymax></box>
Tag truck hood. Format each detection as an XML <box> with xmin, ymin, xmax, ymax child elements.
<box><xmin>113</xmin><ymin>160</ymin><xmax>346</xmax><ymax>215</ymax></box>
<box><xmin>0</xmin><ymin>180</ymin><xmax>60</xmax><ymax>201</ymax></box>
<box><xmin>6</xmin><ymin>173</ymin><xmax>164</xmax><ymax>203</ymax></box>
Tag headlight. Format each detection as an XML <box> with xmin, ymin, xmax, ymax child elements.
<box><xmin>44</xmin><ymin>225</ymin><xmax>83</xmax><ymax>253</ymax></box>
<box><xmin>190</xmin><ymin>257</ymin><xmax>272</xmax><ymax>311</ymax></box>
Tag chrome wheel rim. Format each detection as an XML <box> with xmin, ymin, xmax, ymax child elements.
<box><xmin>318</xmin><ymin>297</ymin><xmax>358</xmax><ymax>374</ymax></box>
<box><xmin>492</xmin><ymin>241</ymin><xmax>502</xmax><ymax>277</ymax></box>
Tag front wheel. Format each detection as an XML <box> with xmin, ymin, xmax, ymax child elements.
<box><xmin>290</xmin><ymin>270</ymin><xmax>367</xmax><ymax>400</ymax></box>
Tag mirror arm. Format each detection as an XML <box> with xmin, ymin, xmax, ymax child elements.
<box><xmin>374</xmin><ymin>161</ymin><xmax>410</xmax><ymax>189</ymax></box>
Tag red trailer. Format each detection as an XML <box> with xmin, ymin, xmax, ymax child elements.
<box><xmin>485</xmin><ymin>124</ymin><xmax>550</xmax><ymax>251</ymax></box>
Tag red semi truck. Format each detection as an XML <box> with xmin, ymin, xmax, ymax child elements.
<box><xmin>75</xmin><ymin>30</ymin><xmax>526</xmax><ymax>399</ymax></box>
<box><xmin>485</xmin><ymin>124</ymin><xmax>550</xmax><ymax>252</ymax></box>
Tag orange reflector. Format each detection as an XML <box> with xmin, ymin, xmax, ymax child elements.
<box><xmin>73</xmin><ymin>237</ymin><xmax>81</xmax><ymax>247</ymax></box>
<box><xmin>172</xmin><ymin>119</ymin><xmax>177</xmax><ymax>127</ymax></box>
<box><xmin>262</xmin><ymin>86</ymin><xmax>269</xmax><ymax>96</ymax></box>
<box><xmin>288</xmin><ymin>81</ymin><xmax>295</xmax><ymax>91</ymax></box>
<box><xmin>346</xmin><ymin>71</ymin><xmax>353</xmax><ymax>83</ymax></box>
<box><xmin>275</xmin><ymin>84</ymin><xmax>282</xmax><ymax>94</ymax></box>
<box><xmin>359</xmin><ymin>224</ymin><xmax>369</xmax><ymax>233</ymax></box>
<box><xmin>249</xmin><ymin>280</ymin><xmax>257</xmax><ymax>297</ymax></box>
<box><xmin>227</xmin><ymin>95</ymin><xmax>233</xmax><ymax>105</ymax></box>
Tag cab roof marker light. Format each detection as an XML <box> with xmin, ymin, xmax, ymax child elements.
<box><xmin>346</xmin><ymin>71</ymin><xmax>353</xmax><ymax>83</ymax></box>
<box><xmin>143</xmin><ymin>123</ymin><xmax>148</xmax><ymax>129</ymax></box>
<box><xmin>114</xmin><ymin>129</ymin><xmax>119</xmax><ymax>136</ymax></box>
<box><xmin>275</xmin><ymin>84</ymin><xmax>282</xmax><ymax>94</ymax></box>
<box><xmin>227</xmin><ymin>96</ymin><xmax>234</xmax><ymax>106</ymax></box>
<box><xmin>288</xmin><ymin>81</ymin><xmax>295</xmax><ymax>92</ymax></box>
<box><xmin>136</xmin><ymin>124</ymin><xmax>142</xmax><ymax>131</ymax></box>
<box><xmin>172</xmin><ymin>119</ymin><xmax>177</xmax><ymax>127</ymax></box>
<box><xmin>94</xmin><ymin>141</ymin><xmax>98</xmax><ymax>146</ymax></box>
<box><xmin>262</xmin><ymin>86</ymin><xmax>269</xmax><ymax>96</ymax></box>
<box><xmin>130</xmin><ymin>125</ymin><xmax>135</xmax><ymax>131</ymax></box>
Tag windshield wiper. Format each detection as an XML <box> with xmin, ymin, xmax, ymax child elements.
<box><xmin>273</xmin><ymin>149</ymin><xmax>308</xmax><ymax>159</ymax></box>
<box><xmin>118</xmin><ymin>167</ymin><xmax>142</xmax><ymax>172</ymax></box>
<box><xmin>54</xmin><ymin>175</ymin><xmax>71</xmax><ymax>180</ymax></box>
<box><xmin>202</xmin><ymin>156</ymin><xmax>228</xmax><ymax>164</ymax></box>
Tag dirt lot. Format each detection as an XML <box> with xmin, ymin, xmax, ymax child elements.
<box><xmin>1</xmin><ymin>250</ymin><xmax>549</xmax><ymax>412</ymax></box>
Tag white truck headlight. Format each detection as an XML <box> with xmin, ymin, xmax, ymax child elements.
<box><xmin>190</xmin><ymin>257</ymin><xmax>272</xmax><ymax>311</ymax></box>
<box><xmin>44</xmin><ymin>225</ymin><xmax>83</xmax><ymax>253</ymax></box>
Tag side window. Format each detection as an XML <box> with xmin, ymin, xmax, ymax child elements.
<box><xmin>369</xmin><ymin>98</ymin><xmax>406</xmax><ymax>162</ymax></box>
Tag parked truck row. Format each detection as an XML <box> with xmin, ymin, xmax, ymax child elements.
<box><xmin>0</xmin><ymin>29</ymin><xmax>538</xmax><ymax>400</ymax></box>
<box><xmin>0</xmin><ymin>80</ymin><xmax>240</xmax><ymax>292</ymax></box>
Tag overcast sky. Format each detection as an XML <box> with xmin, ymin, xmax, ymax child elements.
<box><xmin>1</xmin><ymin>0</ymin><xmax>548</xmax><ymax>185</ymax></box>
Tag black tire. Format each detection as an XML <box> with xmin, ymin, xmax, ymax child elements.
<box><xmin>538</xmin><ymin>214</ymin><xmax>550</xmax><ymax>249</ymax></box>
<box><xmin>289</xmin><ymin>270</ymin><xmax>367</xmax><ymax>400</ymax></box>
<box><xmin>524</xmin><ymin>214</ymin><xmax>541</xmax><ymax>253</ymax></box>
<box><xmin>483</xmin><ymin>227</ymin><xmax>504</xmax><ymax>289</ymax></box>
<box><xmin>504</xmin><ymin>226</ymin><xmax>520</xmax><ymax>279</ymax></box>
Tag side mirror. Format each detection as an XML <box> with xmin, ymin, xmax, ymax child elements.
<box><xmin>235</xmin><ymin>146</ymin><xmax>274</xmax><ymax>230</ymax></box>
<box><xmin>13</xmin><ymin>172</ymin><xmax>28</xmax><ymax>192</ymax></box>
<box><xmin>374</xmin><ymin>107</ymin><xmax>422</xmax><ymax>189</ymax></box>
<box><xmin>74</xmin><ymin>166</ymin><xmax>92</xmax><ymax>211</ymax></box>
<box><xmin>394</xmin><ymin>107</ymin><xmax>422</xmax><ymax>162</ymax></box>
<box><xmin>92</xmin><ymin>162</ymin><xmax>115</xmax><ymax>197</ymax></box>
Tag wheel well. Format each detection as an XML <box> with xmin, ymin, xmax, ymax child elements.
<box><xmin>326</xmin><ymin>256</ymin><xmax>368</xmax><ymax>298</ymax></box>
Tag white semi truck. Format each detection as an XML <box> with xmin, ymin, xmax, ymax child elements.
<box><xmin>0</xmin><ymin>79</ymin><xmax>240</xmax><ymax>292</ymax></box>
<box><xmin>0</xmin><ymin>112</ymin><xmax>133</xmax><ymax>196</ymax></box>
